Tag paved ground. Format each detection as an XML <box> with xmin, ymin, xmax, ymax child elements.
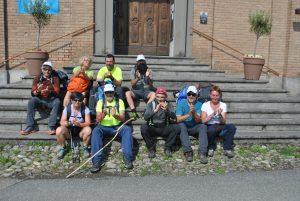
<box><xmin>0</xmin><ymin>169</ymin><xmax>299</xmax><ymax>201</ymax></box>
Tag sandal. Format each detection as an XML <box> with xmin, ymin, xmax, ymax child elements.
<box><xmin>19</xmin><ymin>127</ymin><xmax>37</xmax><ymax>135</ymax></box>
<box><xmin>47</xmin><ymin>130</ymin><xmax>56</xmax><ymax>135</ymax></box>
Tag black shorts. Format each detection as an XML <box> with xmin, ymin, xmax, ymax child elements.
<box><xmin>132</xmin><ymin>89</ymin><xmax>152</xmax><ymax>102</ymax></box>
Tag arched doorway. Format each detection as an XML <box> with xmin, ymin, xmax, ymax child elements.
<box><xmin>114</xmin><ymin>0</ymin><xmax>172</xmax><ymax>56</ymax></box>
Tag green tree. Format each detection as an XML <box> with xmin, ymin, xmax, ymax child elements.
<box><xmin>25</xmin><ymin>0</ymin><xmax>52</xmax><ymax>50</ymax></box>
<box><xmin>249</xmin><ymin>10</ymin><xmax>272</xmax><ymax>56</ymax></box>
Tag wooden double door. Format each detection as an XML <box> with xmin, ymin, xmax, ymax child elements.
<box><xmin>114</xmin><ymin>0</ymin><xmax>172</xmax><ymax>55</ymax></box>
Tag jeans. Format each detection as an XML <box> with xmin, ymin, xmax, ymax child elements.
<box><xmin>140</xmin><ymin>124</ymin><xmax>180</xmax><ymax>151</ymax></box>
<box><xmin>91</xmin><ymin>125</ymin><xmax>133</xmax><ymax>164</ymax></box>
<box><xmin>179</xmin><ymin>123</ymin><xmax>208</xmax><ymax>154</ymax></box>
<box><xmin>26</xmin><ymin>97</ymin><xmax>60</xmax><ymax>129</ymax></box>
<box><xmin>206</xmin><ymin>124</ymin><xmax>236</xmax><ymax>150</ymax></box>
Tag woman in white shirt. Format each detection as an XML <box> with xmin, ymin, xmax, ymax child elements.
<box><xmin>201</xmin><ymin>85</ymin><xmax>236</xmax><ymax>158</ymax></box>
<box><xmin>56</xmin><ymin>92</ymin><xmax>92</xmax><ymax>159</ymax></box>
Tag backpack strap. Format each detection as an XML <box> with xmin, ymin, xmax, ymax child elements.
<box><xmin>66</xmin><ymin>103</ymin><xmax>72</xmax><ymax>121</ymax></box>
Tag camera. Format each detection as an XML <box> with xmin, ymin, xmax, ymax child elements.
<box><xmin>136</xmin><ymin>62</ymin><xmax>148</xmax><ymax>75</ymax></box>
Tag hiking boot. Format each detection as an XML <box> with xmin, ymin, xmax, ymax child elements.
<box><xmin>199</xmin><ymin>154</ymin><xmax>208</xmax><ymax>164</ymax></box>
<box><xmin>208</xmin><ymin>149</ymin><xmax>215</xmax><ymax>157</ymax></box>
<box><xmin>90</xmin><ymin>161</ymin><xmax>104</xmax><ymax>173</ymax></box>
<box><xmin>184</xmin><ymin>151</ymin><xmax>193</xmax><ymax>162</ymax></box>
<box><xmin>124</xmin><ymin>159</ymin><xmax>133</xmax><ymax>170</ymax></box>
<box><xmin>19</xmin><ymin>127</ymin><xmax>37</xmax><ymax>135</ymax></box>
<box><xmin>82</xmin><ymin>146</ymin><xmax>90</xmax><ymax>158</ymax></box>
<box><xmin>148</xmin><ymin>150</ymin><xmax>156</xmax><ymax>159</ymax></box>
<box><xmin>224</xmin><ymin>150</ymin><xmax>234</xmax><ymax>158</ymax></box>
<box><xmin>164</xmin><ymin>148</ymin><xmax>172</xmax><ymax>157</ymax></box>
<box><xmin>57</xmin><ymin>147</ymin><xmax>66</xmax><ymax>160</ymax></box>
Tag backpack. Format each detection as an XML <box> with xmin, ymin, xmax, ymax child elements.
<box><xmin>174</xmin><ymin>83</ymin><xmax>220</xmax><ymax>104</ymax></box>
<box><xmin>53</xmin><ymin>70</ymin><xmax>69</xmax><ymax>91</ymax></box>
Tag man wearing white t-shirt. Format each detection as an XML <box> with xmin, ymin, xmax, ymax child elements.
<box><xmin>201</xmin><ymin>85</ymin><xmax>236</xmax><ymax>158</ymax></box>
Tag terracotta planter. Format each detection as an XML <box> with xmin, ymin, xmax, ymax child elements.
<box><xmin>25</xmin><ymin>51</ymin><xmax>49</xmax><ymax>76</ymax></box>
<box><xmin>243</xmin><ymin>57</ymin><xmax>265</xmax><ymax>80</ymax></box>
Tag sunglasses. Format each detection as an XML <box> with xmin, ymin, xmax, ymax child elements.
<box><xmin>105</xmin><ymin>91</ymin><xmax>114</xmax><ymax>95</ymax></box>
<box><xmin>72</xmin><ymin>99</ymin><xmax>83</xmax><ymax>103</ymax></box>
<box><xmin>187</xmin><ymin>92</ymin><xmax>197</xmax><ymax>97</ymax></box>
<box><xmin>42</xmin><ymin>68</ymin><xmax>51</xmax><ymax>72</ymax></box>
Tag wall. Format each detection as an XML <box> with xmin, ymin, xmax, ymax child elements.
<box><xmin>192</xmin><ymin>0</ymin><xmax>300</xmax><ymax>77</ymax></box>
<box><xmin>0</xmin><ymin>0</ymin><xmax>94</xmax><ymax>70</ymax></box>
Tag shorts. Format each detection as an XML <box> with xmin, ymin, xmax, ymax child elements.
<box><xmin>132</xmin><ymin>89</ymin><xmax>152</xmax><ymax>102</ymax></box>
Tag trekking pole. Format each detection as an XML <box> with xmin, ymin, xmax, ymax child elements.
<box><xmin>66</xmin><ymin>117</ymin><xmax>135</xmax><ymax>179</ymax></box>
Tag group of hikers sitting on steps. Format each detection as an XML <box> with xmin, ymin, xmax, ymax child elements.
<box><xmin>19</xmin><ymin>53</ymin><xmax>236</xmax><ymax>173</ymax></box>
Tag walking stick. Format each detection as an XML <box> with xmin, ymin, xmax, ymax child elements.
<box><xmin>66</xmin><ymin>117</ymin><xmax>135</xmax><ymax>178</ymax></box>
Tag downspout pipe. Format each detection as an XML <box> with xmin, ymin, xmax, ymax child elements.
<box><xmin>3</xmin><ymin>0</ymin><xmax>10</xmax><ymax>84</ymax></box>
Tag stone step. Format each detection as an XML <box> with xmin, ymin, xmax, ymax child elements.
<box><xmin>1</xmin><ymin>117</ymin><xmax>300</xmax><ymax>132</ymax></box>
<box><xmin>92</xmin><ymin>55</ymin><xmax>198</xmax><ymax>64</ymax></box>
<box><xmin>3</xmin><ymin>107</ymin><xmax>300</xmax><ymax>120</ymax></box>
<box><xmin>72</xmin><ymin>64</ymin><xmax>212</xmax><ymax>71</ymax></box>
<box><xmin>0</xmin><ymin>129</ymin><xmax>299</xmax><ymax>141</ymax></box>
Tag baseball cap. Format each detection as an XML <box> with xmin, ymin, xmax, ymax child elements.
<box><xmin>186</xmin><ymin>86</ymin><xmax>198</xmax><ymax>94</ymax></box>
<box><xmin>136</xmin><ymin>54</ymin><xmax>146</xmax><ymax>61</ymax></box>
<box><xmin>155</xmin><ymin>87</ymin><xmax>167</xmax><ymax>97</ymax></box>
<box><xmin>103</xmin><ymin>84</ymin><xmax>115</xmax><ymax>92</ymax></box>
<box><xmin>42</xmin><ymin>61</ymin><xmax>53</xmax><ymax>69</ymax></box>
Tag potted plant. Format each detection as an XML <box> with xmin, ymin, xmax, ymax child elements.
<box><xmin>243</xmin><ymin>10</ymin><xmax>272</xmax><ymax>80</ymax></box>
<box><xmin>24</xmin><ymin>0</ymin><xmax>52</xmax><ymax>76</ymax></box>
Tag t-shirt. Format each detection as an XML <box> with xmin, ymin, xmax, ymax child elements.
<box><xmin>96</xmin><ymin>65</ymin><xmax>123</xmax><ymax>83</ymax></box>
<box><xmin>176</xmin><ymin>99</ymin><xmax>202</xmax><ymax>128</ymax></box>
<box><xmin>96</xmin><ymin>99</ymin><xmax>125</xmax><ymax>126</ymax></box>
<box><xmin>130</xmin><ymin>67</ymin><xmax>152</xmax><ymax>91</ymax></box>
<box><xmin>201</xmin><ymin>101</ymin><xmax>227</xmax><ymax>125</ymax></box>
<box><xmin>73</xmin><ymin>66</ymin><xmax>94</xmax><ymax>80</ymax></box>
<box><xmin>62</xmin><ymin>104</ymin><xmax>90</xmax><ymax>124</ymax></box>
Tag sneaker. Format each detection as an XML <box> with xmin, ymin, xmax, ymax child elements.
<box><xmin>124</xmin><ymin>159</ymin><xmax>133</xmax><ymax>170</ymax></box>
<box><xmin>148</xmin><ymin>150</ymin><xmax>156</xmax><ymax>158</ymax></box>
<box><xmin>164</xmin><ymin>148</ymin><xmax>172</xmax><ymax>157</ymax></box>
<box><xmin>19</xmin><ymin>127</ymin><xmax>37</xmax><ymax>135</ymax></box>
<box><xmin>57</xmin><ymin>147</ymin><xmax>65</xmax><ymax>160</ymax></box>
<box><xmin>90</xmin><ymin>161</ymin><xmax>104</xmax><ymax>173</ymax></box>
<box><xmin>184</xmin><ymin>151</ymin><xmax>193</xmax><ymax>162</ymax></box>
<box><xmin>199</xmin><ymin>154</ymin><xmax>208</xmax><ymax>164</ymax></box>
<box><xmin>129</xmin><ymin>110</ymin><xmax>138</xmax><ymax>120</ymax></box>
<box><xmin>82</xmin><ymin>146</ymin><xmax>90</xmax><ymax>158</ymax></box>
<box><xmin>224</xmin><ymin>150</ymin><xmax>234</xmax><ymax>158</ymax></box>
<box><xmin>208</xmin><ymin>149</ymin><xmax>215</xmax><ymax>157</ymax></box>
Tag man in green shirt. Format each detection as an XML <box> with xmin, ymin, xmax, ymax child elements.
<box><xmin>96</xmin><ymin>54</ymin><xmax>124</xmax><ymax>100</ymax></box>
<box><xmin>90</xmin><ymin>84</ymin><xmax>133</xmax><ymax>173</ymax></box>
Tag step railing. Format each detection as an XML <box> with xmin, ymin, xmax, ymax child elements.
<box><xmin>191</xmin><ymin>27</ymin><xmax>279</xmax><ymax>76</ymax></box>
<box><xmin>0</xmin><ymin>23</ymin><xmax>95</xmax><ymax>69</ymax></box>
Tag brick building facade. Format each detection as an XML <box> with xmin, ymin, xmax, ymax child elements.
<box><xmin>0</xmin><ymin>0</ymin><xmax>299</xmax><ymax>77</ymax></box>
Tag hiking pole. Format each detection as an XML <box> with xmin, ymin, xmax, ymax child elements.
<box><xmin>66</xmin><ymin>117</ymin><xmax>135</xmax><ymax>179</ymax></box>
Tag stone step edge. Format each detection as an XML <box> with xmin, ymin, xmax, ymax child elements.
<box><xmin>0</xmin><ymin>130</ymin><xmax>299</xmax><ymax>141</ymax></box>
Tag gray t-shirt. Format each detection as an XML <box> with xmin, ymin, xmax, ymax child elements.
<box><xmin>130</xmin><ymin>67</ymin><xmax>153</xmax><ymax>91</ymax></box>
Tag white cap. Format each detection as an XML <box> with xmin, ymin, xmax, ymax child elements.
<box><xmin>187</xmin><ymin>86</ymin><xmax>198</xmax><ymax>94</ymax></box>
<box><xmin>103</xmin><ymin>84</ymin><xmax>115</xmax><ymax>92</ymax></box>
<box><xmin>136</xmin><ymin>54</ymin><xmax>146</xmax><ymax>61</ymax></box>
<box><xmin>42</xmin><ymin>61</ymin><xmax>53</xmax><ymax>69</ymax></box>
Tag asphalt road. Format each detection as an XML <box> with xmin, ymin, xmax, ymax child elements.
<box><xmin>0</xmin><ymin>169</ymin><xmax>299</xmax><ymax>201</ymax></box>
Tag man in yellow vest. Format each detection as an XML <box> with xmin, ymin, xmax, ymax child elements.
<box><xmin>90</xmin><ymin>83</ymin><xmax>133</xmax><ymax>173</ymax></box>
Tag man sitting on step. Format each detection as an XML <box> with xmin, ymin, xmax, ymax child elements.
<box><xmin>125</xmin><ymin>54</ymin><xmax>156</xmax><ymax>119</ymax></box>
<box><xmin>20</xmin><ymin>61</ymin><xmax>61</xmax><ymax>135</ymax></box>
<box><xmin>176</xmin><ymin>85</ymin><xmax>208</xmax><ymax>164</ymax></box>
<box><xmin>90</xmin><ymin>83</ymin><xmax>134</xmax><ymax>173</ymax></box>
<box><xmin>141</xmin><ymin>87</ymin><xmax>180</xmax><ymax>158</ymax></box>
